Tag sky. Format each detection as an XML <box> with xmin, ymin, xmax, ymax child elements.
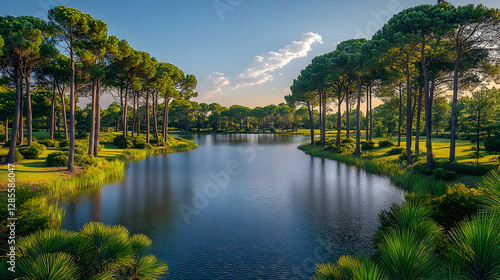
<box><xmin>3</xmin><ymin>0</ymin><xmax>500</xmax><ymax>109</ymax></box>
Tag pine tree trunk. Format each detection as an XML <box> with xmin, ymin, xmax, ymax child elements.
<box><xmin>18</xmin><ymin>80</ymin><xmax>23</xmax><ymax>146</ymax></box>
<box><xmin>94</xmin><ymin>79</ymin><xmax>101</xmax><ymax>156</ymax></box>
<box><xmin>59</xmin><ymin>86</ymin><xmax>68</xmax><ymax>140</ymax></box>
<box><xmin>163</xmin><ymin>98</ymin><xmax>170</xmax><ymax>139</ymax></box>
<box><xmin>5</xmin><ymin>116</ymin><xmax>9</xmax><ymax>143</ymax></box>
<box><xmin>26</xmin><ymin>76</ymin><xmax>32</xmax><ymax>146</ymax></box>
<box><xmin>50</xmin><ymin>87</ymin><xmax>56</xmax><ymax>140</ymax></box>
<box><xmin>307</xmin><ymin>101</ymin><xmax>314</xmax><ymax>145</ymax></box>
<box><xmin>336</xmin><ymin>87</ymin><xmax>342</xmax><ymax>146</ymax></box>
<box><xmin>354</xmin><ymin>75</ymin><xmax>362</xmax><ymax>157</ymax></box>
<box><xmin>132</xmin><ymin>92</ymin><xmax>136</xmax><ymax>137</ymax></box>
<box><xmin>366</xmin><ymin>84</ymin><xmax>369</xmax><ymax>141</ymax></box>
<box><xmin>369</xmin><ymin>85</ymin><xmax>373</xmax><ymax>140</ymax></box>
<box><xmin>415</xmin><ymin>85</ymin><xmax>423</xmax><ymax>155</ymax></box>
<box><xmin>405</xmin><ymin>56</ymin><xmax>413</xmax><ymax>164</ymax></box>
<box><xmin>398</xmin><ymin>83</ymin><xmax>402</xmax><ymax>147</ymax></box>
<box><xmin>123</xmin><ymin>82</ymin><xmax>129</xmax><ymax>139</ymax></box>
<box><xmin>68</xmin><ymin>40</ymin><xmax>76</xmax><ymax>173</ymax></box>
<box><xmin>146</xmin><ymin>88</ymin><xmax>150</xmax><ymax>143</ymax></box>
<box><xmin>346</xmin><ymin>85</ymin><xmax>350</xmax><ymax>139</ymax></box>
<box><xmin>88</xmin><ymin>80</ymin><xmax>96</xmax><ymax>155</ymax></box>
<box><xmin>449</xmin><ymin>47</ymin><xmax>461</xmax><ymax>163</ymax></box>
<box><xmin>5</xmin><ymin>65</ymin><xmax>22</xmax><ymax>164</ymax></box>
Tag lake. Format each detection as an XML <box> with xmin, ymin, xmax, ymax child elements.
<box><xmin>60</xmin><ymin>134</ymin><xmax>405</xmax><ymax>279</ymax></box>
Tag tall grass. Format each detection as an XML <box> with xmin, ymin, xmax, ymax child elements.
<box><xmin>42</xmin><ymin>158</ymin><xmax>126</xmax><ymax>199</ymax></box>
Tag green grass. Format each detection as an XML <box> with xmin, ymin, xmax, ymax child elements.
<box><xmin>0</xmin><ymin>133</ymin><xmax>197</xmax><ymax>186</ymax></box>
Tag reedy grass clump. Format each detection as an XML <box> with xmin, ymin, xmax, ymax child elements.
<box><xmin>476</xmin><ymin>169</ymin><xmax>500</xmax><ymax>209</ymax></box>
<box><xmin>449</xmin><ymin>211</ymin><xmax>500</xmax><ymax>280</ymax></box>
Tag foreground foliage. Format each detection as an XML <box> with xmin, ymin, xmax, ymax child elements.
<box><xmin>0</xmin><ymin>222</ymin><xmax>168</xmax><ymax>279</ymax></box>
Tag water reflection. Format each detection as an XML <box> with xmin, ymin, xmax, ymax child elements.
<box><xmin>60</xmin><ymin>134</ymin><xmax>405</xmax><ymax>279</ymax></box>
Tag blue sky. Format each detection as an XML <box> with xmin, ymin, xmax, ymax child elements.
<box><xmin>3</xmin><ymin>0</ymin><xmax>500</xmax><ymax>108</ymax></box>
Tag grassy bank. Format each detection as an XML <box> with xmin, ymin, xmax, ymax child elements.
<box><xmin>298</xmin><ymin>144</ymin><xmax>449</xmax><ymax>196</ymax></box>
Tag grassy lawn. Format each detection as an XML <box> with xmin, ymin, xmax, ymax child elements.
<box><xmin>294</xmin><ymin>128</ymin><xmax>498</xmax><ymax>165</ymax></box>
<box><xmin>0</xmin><ymin>131</ymin><xmax>197</xmax><ymax>186</ymax></box>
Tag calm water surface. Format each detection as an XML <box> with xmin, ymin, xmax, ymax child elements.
<box><xmin>60</xmin><ymin>134</ymin><xmax>405</xmax><ymax>279</ymax></box>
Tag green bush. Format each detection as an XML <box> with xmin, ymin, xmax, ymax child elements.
<box><xmin>75</xmin><ymin>154</ymin><xmax>99</xmax><ymax>167</ymax></box>
<box><xmin>314</xmin><ymin>139</ymin><xmax>322</xmax><ymax>146</ymax></box>
<box><xmin>438</xmin><ymin>161</ymin><xmax>498</xmax><ymax>176</ymax></box>
<box><xmin>387</xmin><ymin>147</ymin><xmax>404</xmax><ymax>155</ymax></box>
<box><xmin>338</xmin><ymin>142</ymin><xmax>355</xmax><ymax>154</ymax></box>
<box><xmin>131</xmin><ymin>135</ymin><xmax>146</xmax><ymax>147</ymax></box>
<box><xmin>378</xmin><ymin>140</ymin><xmax>395</xmax><ymax>147</ymax></box>
<box><xmin>361</xmin><ymin>140</ymin><xmax>376</xmax><ymax>150</ymax></box>
<box><xmin>429</xmin><ymin>184</ymin><xmax>481</xmax><ymax>231</ymax></box>
<box><xmin>18</xmin><ymin>143</ymin><xmax>46</xmax><ymax>159</ymax></box>
<box><xmin>150</xmin><ymin>136</ymin><xmax>166</xmax><ymax>146</ymax></box>
<box><xmin>38</xmin><ymin>139</ymin><xmax>59</xmax><ymax>147</ymax></box>
<box><xmin>484</xmin><ymin>136</ymin><xmax>500</xmax><ymax>152</ymax></box>
<box><xmin>134</xmin><ymin>142</ymin><xmax>154</xmax><ymax>150</ymax></box>
<box><xmin>75</xmin><ymin>130</ymin><xmax>89</xmax><ymax>139</ymax></box>
<box><xmin>341</xmin><ymin>138</ymin><xmax>355</xmax><ymax>144</ymax></box>
<box><xmin>46</xmin><ymin>151</ymin><xmax>69</xmax><ymax>167</ymax></box>
<box><xmin>58</xmin><ymin>139</ymin><xmax>70</xmax><ymax>148</ymax></box>
<box><xmin>0</xmin><ymin>150</ymin><xmax>24</xmax><ymax>162</ymax></box>
<box><xmin>413</xmin><ymin>162</ymin><xmax>433</xmax><ymax>176</ymax></box>
<box><xmin>325</xmin><ymin>139</ymin><xmax>337</xmax><ymax>151</ymax></box>
<box><xmin>433</xmin><ymin>168</ymin><xmax>457</xmax><ymax>181</ymax></box>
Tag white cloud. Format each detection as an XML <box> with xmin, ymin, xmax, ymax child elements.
<box><xmin>233</xmin><ymin>32</ymin><xmax>323</xmax><ymax>89</ymax></box>
<box><xmin>198</xmin><ymin>72</ymin><xmax>230</xmax><ymax>99</ymax></box>
<box><xmin>230</xmin><ymin>73</ymin><xmax>273</xmax><ymax>89</ymax></box>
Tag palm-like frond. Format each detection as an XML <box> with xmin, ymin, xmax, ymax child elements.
<box><xmin>17</xmin><ymin>252</ymin><xmax>80</xmax><ymax>280</ymax></box>
<box><xmin>129</xmin><ymin>234</ymin><xmax>153</xmax><ymax>257</ymax></box>
<box><xmin>351</xmin><ymin>258</ymin><xmax>388</xmax><ymax>280</ymax></box>
<box><xmin>79</xmin><ymin>222</ymin><xmax>134</xmax><ymax>274</ymax></box>
<box><xmin>477</xmin><ymin>169</ymin><xmax>500</xmax><ymax>209</ymax></box>
<box><xmin>392</xmin><ymin>203</ymin><xmax>443</xmax><ymax>239</ymax></box>
<box><xmin>17</xmin><ymin>229</ymin><xmax>82</xmax><ymax>258</ymax></box>
<box><xmin>310</xmin><ymin>262</ymin><xmax>343</xmax><ymax>280</ymax></box>
<box><xmin>377</xmin><ymin>229</ymin><xmax>439</xmax><ymax>280</ymax></box>
<box><xmin>449</xmin><ymin>211</ymin><xmax>500</xmax><ymax>280</ymax></box>
<box><xmin>127</xmin><ymin>254</ymin><xmax>169</xmax><ymax>280</ymax></box>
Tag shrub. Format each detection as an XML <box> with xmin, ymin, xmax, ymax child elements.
<box><xmin>314</xmin><ymin>139</ymin><xmax>322</xmax><ymax>146</ymax></box>
<box><xmin>438</xmin><ymin>161</ymin><xmax>497</xmax><ymax>176</ymax></box>
<box><xmin>75</xmin><ymin>154</ymin><xmax>99</xmax><ymax>167</ymax></box>
<box><xmin>341</xmin><ymin>138</ymin><xmax>355</xmax><ymax>144</ymax></box>
<box><xmin>338</xmin><ymin>142</ymin><xmax>355</xmax><ymax>154</ymax></box>
<box><xmin>325</xmin><ymin>140</ymin><xmax>337</xmax><ymax>151</ymax></box>
<box><xmin>378</xmin><ymin>140</ymin><xmax>395</xmax><ymax>147</ymax></box>
<box><xmin>38</xmin><ymin>139</ymin><xmax>59</xmax><ymax>148</ymax></box>
<box><xmin>99</xmin><ymin>133</ymin><xmax>116</xmax><ymax>144</ymax></box>
<box><xmin>387</xmin><ymin>147</ymin><xmax>404</xmax><ymax>155</ymax></box>
<box><xmin>0</xmin><ymin>150</ymin><xmax>25</xmax><ymax>162</ymax></box>
<box><xmin>116</xmin><ymin>139</ymin><xmax>133</xmax><ymax>149</ymax></box>
<box><xmin>432</xmin><ymin>168</ymin><xmax>457</xmax><ymax>181</ymax></box>
<box><xmin>429</xmin><ymin>184</ymin><xmax>481</xmax><ymax>231</ymax></box>
<box><xmin>134</xmin><ymin>142</ymin><xmax>154</xmax><ymax>150</ymax></box>
<box><xmin>18</xmin><ymin>143</ymin><xmax>46</xmax><ymax>159</ymax></box>
<box><xmin>484</xmin><ymin>136</ymin><xmax>500</xmax><ymax>152</ymax></box>
<box><xmin>361</xmin><ymin>140</ymin><xmax>375</xmax><ymax>150</ymax></box>
<box><xmin>75</xmin><ymin>130</ymin><xmax>89</xmax><ymax>139</ymax></box>
<box><xmin>150</xmin><ymin>136</ymin><xmax>166</xmax><ymax>146</ymax></box>
<box><xmin>131</xmin><ymin>135</ymin><xmax>146</xmax><ymax>147</ymax></box>
<box><xmin>46</xmin><ymin>151</ymin><xmax>69</xmax><ymax>167</ymax></box>
<box><xmin>58</xmin><ymin>139</ymin><xmax>70</xmax><ymax>148</ymax></box>
<box><xmin>413</xmin><ymin>162</ymin><xmax>433</xmax><ymax>175</ymax></box>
